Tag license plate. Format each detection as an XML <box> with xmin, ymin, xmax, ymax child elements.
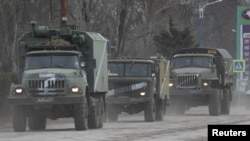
<box><xmin>190</xmin><ymin>90</ymin><xmax>196</xmax><ymax>93</ymax></box>
<box><xmin>36</xmin><ymin>97</ymin><xmax>54</xmax><ymax>103</ymax></box>
<box><xmin>130</xmin><ymin>98</ymin><xmax>138</xmax><ymax>102</ymax></box>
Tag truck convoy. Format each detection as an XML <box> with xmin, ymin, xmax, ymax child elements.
<box><xmin>168</xmin><ymin>48</ymin><xmax>234</xmax><ymax>116</ymax></box>
<box><xmin>106</xmin><ymin>57</ymin><xmax>170</xmax><ymax>122</ymax></box>
<box><xmin>7</xmin><ymin>21</ymin><xmax>108</xmax><ymax>132</ymax></box>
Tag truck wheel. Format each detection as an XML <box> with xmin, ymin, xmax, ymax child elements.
<box><xmin>221</xmin><ymin>88</ymin><xmax>230</xmax><ymax>115</ymax></box>
<box><xmin>165</xmin><ymin>105</ymin><xmax>174</xmax><ymax>116</ymax></box>
<box><xmin>98</xmin><ymin>97</ymin><xmax>104</xmax><ymax>128</ymax></box>
<box><xmin>28</xmin><ymin>115</ymin><xmax>46</xmax><ymax>131</ymax></box>
<box><xmin>144</xmin><ymin>97</ymin><xmax>155</xmax><ymax>122</ymax></box>
<box><xmin>74</xmin><ymin>98</ymin><xmax>88</xmax><ymax>130</ymax></box>
<box><xmin>164</xmin><ymin>99</ymin><xmax>175</xmax><ymax>116</ymax></box>
<box><xmin>107</xmin><ymin>104</ymin><xmax>119</xmax><ymax>122</ymax></box>
<box><xmin>155</xmin><ymin>99</ymin><xmax>164</xmax><ymax>121</ymax></box>
<box><xmin>88</xmin><ymin>97</ymin><xmax>100</xmax><ymax>129</ymax></box>
<box><xmin>174</xmin><ymin>102</ymin><xmax>185</xmax><ymax>115</ymax></box>
<box><xmin>12</xmin><ymin>106</ymin><xmax>27</xmax><ymax>132</ymax></box>
<box><xmin>209</xmin><ymin>90</ymin><xmax>221</xmax><ymax>116</ymax></box>
<box><xmin>171</xmin><ymin>98</ymin><xmax>185</xmax><ymax>115</ymax></box>
<box><xmin>103</xmin><ymin>111</ymin><xmax>108</xmax><ymax>122</ymax></box>
<box><xmin>163</xmin><ymin>99</ymin><xmax>167</xmax><ymax>115</ymax></box>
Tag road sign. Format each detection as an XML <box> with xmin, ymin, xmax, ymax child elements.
<box><xmin>233</xmin><ymin>60</ymin><xmax>245</xmax><ymax>72</ymax></box>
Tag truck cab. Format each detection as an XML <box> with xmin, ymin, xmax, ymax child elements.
<box><xmin>106</xmin><ymin>57</ymin><xmax>169</xmax><ymax>122</ymax></box>
<box><xmin>8</xmin><ymin>22</ymin><xmax>108</xmax><ymax>132</ymax></box>
<box><xmin>169</xmin><ymin>48</ymin><xmax>234</xmax><ymax>116</ymax></box>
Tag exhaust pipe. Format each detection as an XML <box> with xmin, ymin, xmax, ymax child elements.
<box><xmin>30</xmin><ymin>21</ymin><xmax>37</xmax><ymax>37</ymax></box>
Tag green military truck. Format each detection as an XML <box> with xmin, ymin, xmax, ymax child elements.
<box><xmin>7</xmin><ymin>21</ymin><xmax>108</xmax><ymax>132</ymax></box>
<box><xmin>169</xmin><ymin>48</ymin><xmax>234</xmax><ymax>116</ymax></box>
<box><xmin>106</xmin><ymin>57</ymin><xmax>170</xmax><ymax>122</ymax></box>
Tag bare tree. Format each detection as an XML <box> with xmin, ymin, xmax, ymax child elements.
<box><xmin>0</xmin><ymin>0</ymin><xmax>242</xmax><ymax>71</ymax></box>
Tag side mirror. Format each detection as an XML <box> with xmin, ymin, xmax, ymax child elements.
<box><xmin>155</xmin><ymin>66</ymin><xmax>159</xmax><ymax>73</ymax></box>
<box><xmin>152</xmin><ymin>73</ymin><xmax>156</xmax><ymax>77</ymax></box>
<box><xmin>80</xmin><ymin>62</ymin><xmax>85</xmax><ymax>68</ymax></box>
<box><xmin>211</xmin><ymin>64</ymin><xmax>216</xmax><ymax>72</ymax></box>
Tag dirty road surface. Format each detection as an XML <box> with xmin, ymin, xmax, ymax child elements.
<box><xmin>1</xmin><ymin>105</ymin><xmax>250</xmax><ymax>141</ymax></box>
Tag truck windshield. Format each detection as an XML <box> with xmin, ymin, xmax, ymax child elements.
<box><xmin>108</xmin><ymin>62</ymin><xmax>152</xmax><ymax>77</ymax></box>
<box><xmin>171</xmin><ymin>56</ymin><xmax>212</xmax><ymax>68</ymax></box>
<box><xmin>25</xmin><ymin>55</ymin><xmax>80</xmax><ymax>70</ymax></box>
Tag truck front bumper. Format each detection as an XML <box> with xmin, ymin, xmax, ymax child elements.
<box><xmin>169</xmin><ymin>88</ymin><xmax>219</xmax><ymax>106</ymax></box>
<box><xmin>8</xmin><ymin>95</ymin><xmax>85</xmax><ymax>105</ymax></box>
<box><xmin>106</xmin><ymin>96</ymin><xmax>152</xmax><ymax>105</ymax></box>
<box><xmin>170</xmin><ymin>88</ymin><xmax>217</xmax><ymax>97</ymax></box>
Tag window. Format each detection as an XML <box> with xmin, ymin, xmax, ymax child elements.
<box><xmin>108</xmin><ymin>62</ymin><xmax>152</xmax><ymax>77</ymax></box>
<box><xmin>25</xmin><ymin>54</ymin><xmax>80</xmax><ymax>70</ymax></box>
<box><xmin>171</xmin><ymin>56</ymin><xmax>212</xmax><ymax>69</ymax></box>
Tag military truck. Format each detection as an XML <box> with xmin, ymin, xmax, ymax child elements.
<box><xmin>7</xmin><ymin>21</ymin><xmax>108</xmax><ymax>132</ymax></box>
<box><xmin>106</xmin><ymin>57</ymin><xmax>170</xmax><ymax>122</ymax></box>
<box><xmin>168</xmin><ymin>48</ymin><xmax>234</xmax><ymax>116</ymax></box>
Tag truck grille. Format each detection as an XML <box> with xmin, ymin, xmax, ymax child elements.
<box><xmin>27</xmin><ymin>79</ymin><xmax>66</xmax><ymax>95</ymax></box>
<box><xmin>114</xmin><ymin>84</ymin><xmax>131</xmax><ymax>95</ymax></box>
<box><xmin>176</xmin><ymin>74</ymin><xmax>198</xmax><ymax>88</ymax></box>
<box><xmin>28</xmin><ymin>79</ymin><xmax>65</xmax><ymax>89</ymax></box>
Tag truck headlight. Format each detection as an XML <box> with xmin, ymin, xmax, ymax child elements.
<box><xmin>12</xmin><ymin>88</ymin><xmax>23</xmax><ymax>94</ymax></box>
<box><xmin>169</xmin><ymin>83</ymin><xmax>174</xmax><ymax>87</ymax></box>
<box><xmin>71</xmin><ymin>86</ymin><xmax>82</xmax><ymax>94</ymax></box>
<box><xmin>203</xmin><ymin>82</ymin><xmax>208</xmax><ymax>86</ymax></box>
<box><xmin>169</xmin><ymin>79</ymin><xmax>174</xmax><ymax>87</ymax></box>
<box><xmin>202</xmin><ymin>80</ymin><xmax>210</xmax><ymax>87</ymax></box>
<box><xmin>140</xmin><ymin>92</ymin><xmax>146</xmax><ymax>96</ymax></box>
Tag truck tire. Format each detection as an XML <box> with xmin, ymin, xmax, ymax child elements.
<box><xmin>166</xmin><ymin>98</ymin><xmax>185</xmax><ymax>115</ymax></box>
<box><xmin>209</xmin><ymin>90</ymin><xmax>221</xmax><ymax>116</ymax></box>
<box><xmin>163</xmin><ymin>98</ymin><xmax>169</xmax><ymax>115</ymax></box>
<box><xmin>107</xmin><ymin>104</ymin><xmax>119</xmax><ymax>122</ymax></box>
<box><xmin>28</xmin><ymin>115</ymin><xmax>46</xmax><ymax>131</ymax></box>
<box><xmin>98</xmin><ymin>97</ymin><xmax>104</xmax><ymax>128</ymax></box>
<box><xmin>74</xmin><ymin>98</ymin><xmax>88</xmax><ymax>131</ymax></box>
<box><xmin>155</xmin><ymin>99</ymin><xmax>164</xmax><ymax>121</ymax></box>
<box><xmin>103</xmin><ymin>111</ymin><xmax>108</xmax><ymax>122</ymax></box>
<box><xmin>12</xmin><ymin>106</ymin><xmax>27</xmax><ymax>132</ymax></box>
<box><xmin>165</xmin><ymin>99</ymin><xmax>175</xmax><ymax>116</ymax></box>
<box><xmin>165</xmin><ymin>106</ymin><xmax>174</xmax><ymax>116</ymax></box>
<box><xmin>88</xmin><ymin>97</ymin><xmax>100</xmax><ymax>129</ymax></box>
<box><xmin>144</xmin><ymin>97</ymin><xmax>155</xmax><ymax>122</ymax></box>
<box><xmin>174</xmin><ymin>101</ymin><xmax>185</xmax><ymax>115</ymax></box>
<box><xmin>221</xmin><ymin>88</ymin><xmax>230</xmax><ymax>115</ymax></box>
